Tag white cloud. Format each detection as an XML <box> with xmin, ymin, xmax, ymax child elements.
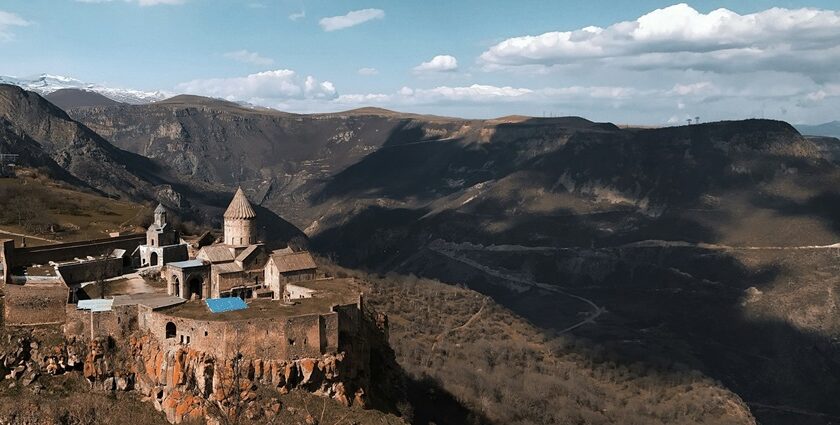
<box><xmin>334</xmin><ymin>84</ymin><xmax>640</xmax><ymax>106</ymax></box>
<box><xmin>358</xmin><ymin>67</ymin><xmax>379</xmax><ymax>76</ymax></box>
<box><xmin>223</xmin><ymin>50</ymin><xmax>274</xmax><ymax>66</ymax></box>
<box><xmin>413</xmin><ymin>55</ymin><xmax>459</xmax><ymax>73</ymax></box>
<box><xmin>668</xmin><ymin>82</ymin><xmax>716</xmax><ymax>96</ymax></box>
<box><xmin>176</xmin><ymin>70</ymin><xmax>338</xmax><ymax>104</ymax></box>
<box><xmin>479</xmin><ymin>4</ymin><xmax>840</xmax><ymax>80</ymax></box>
<box><xmin>0</xmin><ymin>11</ymin><xmax>29</xmax><ymax>41</ymax></box>
<box><xmin>289</xmin><ymin>10</ymin><xmax>305</xmax><ymax>21</ymax></box>
<box><xmin>319</xmin><ymin>8</ymin><xmax>384</xmax><ymax>32</ymax></box>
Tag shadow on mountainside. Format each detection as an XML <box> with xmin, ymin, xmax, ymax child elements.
<box><xmin>309</xmin><ymin>118</ymin><xmax>840</xmax><ymax>424</ymax></box>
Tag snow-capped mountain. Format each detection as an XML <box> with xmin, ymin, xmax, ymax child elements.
<box><xmin>0</xmin><ymin>74</ymin><xmax>169</xmax><ymax>104</ymax></box>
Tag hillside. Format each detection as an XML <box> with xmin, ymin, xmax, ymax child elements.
<box><xmin>49</xmin><ymin>99</ymin><xmax>840</xmax><ymax>424</ymax></box>
<box><xmin>0</xmin><ymin>84</ymin><xmax>168</xmax><ymax>201</ymax></box>
<box><xmin>45</xmin><ymin>88</ymin><xmax>123</xmax><ymax>110</ymax></box>
<box><xmin>65</xmin><ymin>95</ymin><xmax>473</xmax><ymax>226</ymax></box>
<box><xmin>796</xmin><ymin>121</ymin><xmax>840</xmax><ymax>138</ymax></box>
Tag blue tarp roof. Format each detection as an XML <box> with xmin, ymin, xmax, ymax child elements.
<box><xmin>77</xmin><ymin>299</ymin><xmax>113</xmax><ymax>312</ymax></box>
<box><xmin>205</xmin><ymin>297</ymin><xmax>248</xmax><ymax>313</ymax></box>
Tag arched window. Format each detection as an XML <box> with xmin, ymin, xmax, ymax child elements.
<box><xmin>165</xmin><ymin>322</ymin><xmax>176</xmax><ymax>339</ymax></box>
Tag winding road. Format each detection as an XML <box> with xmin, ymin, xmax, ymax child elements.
<box><xmin>428</xmin><ymin>241</ymin><xmax>606</xmax><ymax>335</ymax></box>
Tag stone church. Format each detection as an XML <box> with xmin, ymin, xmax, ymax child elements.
<box><xmin>134</xmin><ymin>203</ymin><xmax>188</xmax><ymax>268</ymax></box>
<box><xmin>163</xmin><ymin>188</ymin><xmax>317</xmax><ymax>301</ymax></box>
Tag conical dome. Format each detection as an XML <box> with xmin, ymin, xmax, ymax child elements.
<box><xmin>224</xmin><ymin>188</ymin><xmax>257</xmax><ymax>220</ymax></box>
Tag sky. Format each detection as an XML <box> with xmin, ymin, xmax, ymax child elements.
<box><xmin>1</xmin><ymin>0</ymin><xmax>839</xmax><ymax>124</ymax></box>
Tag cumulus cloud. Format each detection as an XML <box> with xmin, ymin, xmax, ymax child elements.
<box><xmin>479</xmin><ymin>3</ymin><xmax>840</xmax><ymax>80</ymax></box>
<box><xmin>223</xmin><ymin>50</ymin><xmax>274</xmax><ymax>66</ymax></box>
<box><xmin>413</xmin><ymin>55</ymin><xmax>459</xmax><ymax>73</ymax></box>
<box><xmin>0</xmin><ymin>11</ymin><xmax>29</xmax><ymax>41</ymax></box>
<box><xmin>358</xmin><ymin>67</ymin><xmax>379</xmax><ymax>76</ymax></box>
<box><xmin>319</xmin><ymin>8</ymin><xmax>384</xmax><ymax>32</ymax></box>
<box><xmin>176</xmin><ymin>70</ymin><xmax>338</xmax><ymax>105</ymax></box>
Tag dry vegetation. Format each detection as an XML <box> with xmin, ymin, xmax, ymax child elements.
<box><xmin>0</xmin><ymin>374</ymin><xmax>170</xmax><ymax>425</ymax></box>
<box><xmin>0</xmin><ymin>173</ymin><xmax>150</xmax><ymax>243</ymax></box>
<box><xmin>349</xmin><ymin>269</ymin><xmax>756</xmax><ymax>425</ymax></box>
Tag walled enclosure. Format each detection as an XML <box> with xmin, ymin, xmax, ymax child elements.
<box><xmin>8</xmin><ymin>234</ymin><xmax>146</xmax><ymax>268</ymax></box>
<box><xmin>57</xmin><ymin>257</ymin><xmax>124</xmax><ymax>286</ymax></box>
<box><xmin>135</xmin><ymin>305</ymin><xmax>346</xmax><ymax>361</ymax></box>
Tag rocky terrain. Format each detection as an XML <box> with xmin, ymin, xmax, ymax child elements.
<box><xmin>0</xmin><ymin>297</ymin><xmax>405</xmax><ymax>425</ymax></box>
<box><xmin>4</xmin><ymin>87</ymin><xmax>840</xmax><ymax>423</ymax></box>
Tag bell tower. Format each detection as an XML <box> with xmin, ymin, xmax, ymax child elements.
<box><xmin>224</xmin><ymin>187</ymin><xmax>257</xmax><ymax>246</ymax></box>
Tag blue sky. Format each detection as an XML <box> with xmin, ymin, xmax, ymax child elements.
<box><xmin>1</xmin><ymin>0</ymin><xmax>839</xmax><ymax>124</ymax></box>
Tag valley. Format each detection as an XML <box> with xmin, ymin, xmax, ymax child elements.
<box><xmin>2</xmin><ymin>85</ymin><xmax>840</xmax><ymax>424</ymax></box>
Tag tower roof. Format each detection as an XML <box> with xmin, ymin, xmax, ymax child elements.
<box><xmin>154</xmin><ymin>203</ymin><xmax>166</xmax><ymax>214</ymax></box>
<box><xmin>224</xmin><ymin>187</ymin><xmax>257</xmax><ymax>220</ymax></box>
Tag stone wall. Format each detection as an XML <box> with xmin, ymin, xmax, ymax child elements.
<box><xmin>4</xmin><ymin>282</ymin><xmax>68</xmax><ymax>326</ymax></box>
<box><xmin>11</xmin><ymin>234</ymin><xmax>145</xmax><ymax>267</ymax></box>
<box><xmin>132</xmin><ymin>303</ymin><xmax>355</xmax><ymax>362</ymax></box>
<box><xmin>65</xmin><ymin>304</ymin><xmax>139</xmax><ymax>339</ymax></box>
<box><xmin>57</xmin><ymin>257</ymin><xmax>124</xmax><ymax>285</ymax></box>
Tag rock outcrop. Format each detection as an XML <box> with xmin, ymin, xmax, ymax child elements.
<box><xmin>127</xmin><ymin>333</ymin><xmax>365</xmax><ymax>423</ymax></box>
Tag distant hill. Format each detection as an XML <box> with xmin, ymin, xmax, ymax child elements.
<box><xmin>795</xmin><ymin>120</ymin><xmax>840</xmax><ymax>138</ymax></box>
<box><xmin>0</xmin><ymin>85</ymin><xmax>306</xmax><ymax>246</ymax></box>
<box><xmin>0</xmin><ymin>74</ymin><xmax>167</xmax><ymax>104</ymax></box>
<box><xmin>45</xmin><ymin>88</ymin><xmax>122</xmax><ymax>110</ymax></box>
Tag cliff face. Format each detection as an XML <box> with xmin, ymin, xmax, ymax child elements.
<box><xmin>0</xmin><ymin>84</ymin><xmax>165</xmax><ymax>200</ymax></box>
<box><xmin>0</xmin><ymin>304</ymin><xmax>398</xmax><ymax>425</ymax></box>
<box><xmin>127</xmin><ymin>334</ymin><xmax>364</xmax><ymax>424</ymax></box>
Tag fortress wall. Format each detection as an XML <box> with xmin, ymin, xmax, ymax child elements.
<box><xmin>4</xmin><ymin>282</ymin><xmax>68</xmax><ymax>326</ymax></box>
<box><xmin>322</xmin><ymin>312</ymin><xmax>339</xmax><ymax>353</ymax></box>
<box><xmin>13</xmin><ymin>234</ymin><xmax>145</xmax><ymax>267</ymax></box>
<box><xmin>284</xmin><ymin>313</ymin><xmax>326</xmax><ymax>359</ymax></box>
<box><xmin>64</xmin><ymin>304</ymin><xmax>138</xmax><ymax>339</ymax></box>
<box><xmin>139</xmin><ymin>308</ymin><xmax>288</xmax><ymax>360</ymax></box>
<box><xmin>57</xmin><ymin>257</ymin><xmax>124</xmax><ymax>285</ymax></box>
<box><xmin>135</xmin><ymin>306</ymin><xmax>346</xmax><ymax>361</ymax></box>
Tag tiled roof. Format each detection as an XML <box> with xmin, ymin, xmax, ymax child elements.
<box><xmin>212</xmin><ymin>262</ymin><xmax>244</xmax><ymax>275</ymax></box>
<box><xmin>198</xmin><ymin>245</ymin><xmax>236</xmax><ymax>263</ymax></box>
<box><xmin>235</xmin><ymin>244</ymin><xmax>260</xmax><ymax>262</ymax></box>
<box><xmin>270</xmin><ymin>251</ymin><xmax>317</xmax><ymax>273</ymax></box>
<box><xmin>223</xmin><ymin>188</ymin><xmax>257</xmax><ymax>220</ymax></box>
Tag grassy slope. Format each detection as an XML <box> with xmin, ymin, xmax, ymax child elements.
<box><xmin>0</xmin><ymin>173</ymin><xmax>150</xmax><ymax>245</ymax></box>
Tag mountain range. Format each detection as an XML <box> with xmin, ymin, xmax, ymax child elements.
<box><xmin>3</xmin><ymin>82</ymin><xmax>840</xmax><ymax>424</ymax></box>
<box><xmin>0</xmin><ymin>74</ymin><xmax>168</xmax><ymax>105</ymax></box>
<box><xmin>796</xmin><ymin>120</ymin><xmax>840</xmax><ymax>138</ymax></box>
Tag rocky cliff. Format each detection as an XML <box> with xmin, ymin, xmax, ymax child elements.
<box><xmin>0</xmin><ymin>308</ymin><xmax>401</xmax><ymax>425</ymax></box>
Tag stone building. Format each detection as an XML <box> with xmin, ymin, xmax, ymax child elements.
<box><xmin>163</xmin><ymin>188</ymin><xmax>317</xmax><ymax>301</ymax></box>
<box><xmin>165</xmin><ymin>259</ymin><xmax>210</xmax><ymax>300</ymax></box>
<box><xmin>134</xmin><ymin>204</ymin><xmax>188</xmax><ymax>267</ymax></box>
<box><xmin>265</xmin><ymin>250</ymin><xmax>317</xmax><ymax>299</ymax></box>
<box><xmin>223</xmin><ymin>188</ymin><xmax>256</xmax><ymax>246</ymax></box>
